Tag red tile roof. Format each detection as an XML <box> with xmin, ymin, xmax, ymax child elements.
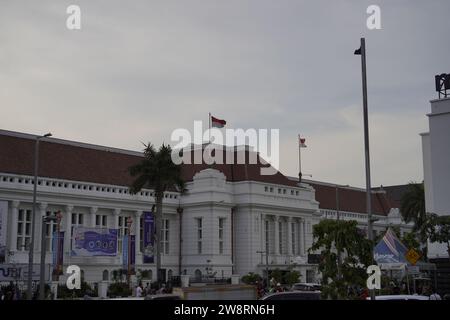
<box><xmin>307</xmin><ymin>181</ymin><xmax>392</xmax><ymax>216</ymax></box>
<box><xmin>0</xmin><ymin>130</ymin><xmax>394</xmax><ymax>215</ymax></box>
<box><xmin>0</xmin><ymin>130</ymin><xmax>296</xmax><ymax>187</ymax></box>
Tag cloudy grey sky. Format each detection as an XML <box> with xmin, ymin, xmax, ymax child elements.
<box><xmin>1</xmin><ymin>1</ymin><xmax>449</xmax><ymax>187</ymax></box>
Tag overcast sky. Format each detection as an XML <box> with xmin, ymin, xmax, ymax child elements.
<box><xmin>1</xmin><ymin>1</ymin><xmax>449</xmax><ymax>187</ymax></box>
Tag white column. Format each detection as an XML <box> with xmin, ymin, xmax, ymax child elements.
<box><xmin>36</xmin><ymin>202</ymin><xmax>48</xmax><ymax>252</ymax></box>
<box><xmin>113</xmin><ymin>209</ymin><xmax>121</xmax><ymax>229</ymax></box>
<box><xmin>64</xmin><ymin>205</ymin><xmax>73</xmax><ymax>255</ymax></box>
<box><xmin>90</xmin><ymin>207</ymin><xmax>98</xmax><ymax>227</ymax></box>
<box><xmin>300</xmin><ymin>219</ymin><xmax>305</xmax><ymax>256</ymax></box>
<box><xmin>287</xmin><ymin>216</ymin><xmax>293</xmax><ymax>256</ymax></box>
<box><xmin>134</xmin><ymin>210</ymin><xmax>142</xmax><ymax>259</ymax></box>
<box><xmin>9</xmin><ymin>200</ymin><xmax>20</xmax><ymax>252</ymax></box>
<box><xmin>302</xmin><ymin>219</ymin><xmax>307</xmax><ymax>256</ymax></box>
<box><xmin>260</xmin><ymin>213</ymin><xmax>266</xmax><ymax>252</ymax></box>
<box><xmin>274</xmin><ymin>216</ymin><xmax>280</xmax><ymax>255</ymax></box>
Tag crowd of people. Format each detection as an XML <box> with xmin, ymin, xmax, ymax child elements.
<box><xmin>134</xmin><ymin>281</ymin><xmax>173</xmax><ymax>297</ymax></box>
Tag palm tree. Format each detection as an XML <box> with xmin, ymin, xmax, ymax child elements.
<box><xmin>129</xmin><ymin>143</ymin><xmax>184</xmax><ymax>285</ymax></box>
<box><xmin>400</xmin><ymin>182</ymin><xmax>431</xmax><ymax>253</ymax></box>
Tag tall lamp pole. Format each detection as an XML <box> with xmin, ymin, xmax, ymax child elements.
<box><xmin>39</xmin><ymin>212</ymin><xmax>60</xmax><ymax>299</ymax></box>
<box><xmin>27</xmin><ymin>132</ymin><xmax>52</xmax><ymax>300</ymax></box>
<box><xmin>355</xmin><ymin>38</ymin><xmax>375</xmax><ymax>300</ymax></box>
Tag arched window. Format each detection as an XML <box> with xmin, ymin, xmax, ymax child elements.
<box><xmin>194</xmin><ymin>269</ymin><xmax>202</xmax><ymax>281</ymax></box>
<box><xmin>102</xmin><ymin>270</ymin><xmax>109</xmax><ymax>281</ymax></box>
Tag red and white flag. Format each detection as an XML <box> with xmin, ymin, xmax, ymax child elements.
<box><xmin>211</xmin><ymin>115</ymin><xmax>226</xmax><ymax>128</ymax></box>
<box><xmin>298</xmin><ymin>135</ymin><xmax>307</xmax><ymax>148</ymax></box>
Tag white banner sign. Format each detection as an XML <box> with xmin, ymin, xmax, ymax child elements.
<box><xmin>0</xmin><ymin>264</ymin><xmax>51</xmax><ymax>282</ymax></box>
<box><xmin>0</xmin><ymin>201</ymin><xmax>8</xmax><ymax>263</ymax></box>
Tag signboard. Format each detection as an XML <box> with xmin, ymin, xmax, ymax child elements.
<box><xmin>0</xmin><ymin>264</ymin><xmax>51</xmax><ymax>281</ymax></box>
<box><xmin>143</xmin><ymin>212</ymin><xmax>155</xmax><ymax>263</ymax></box>
<box><xmin>405</xmin><ymin>248</ymin><xmax>421</xmax><ymax>266</ymax></box>
<box><xmin>71</xmin><ymin>227</ymin><xmax>118</xmax><ymax>256</ymax></box>
<box><xmin>52</xmin><ymin>231</ymin><xmax>64</xmax><ymax>275</ymax></box>
<box><xmin>122</xmin><ymin>235</ymin><xmax>135</xmax><ymax>272</ymax></box>
<box><xmin>406</xmin><ymin>265</ymin><xmax>420</xmax><ymax>275</ymax></box>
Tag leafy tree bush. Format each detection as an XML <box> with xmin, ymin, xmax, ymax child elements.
<box><xmin>57</xmin><ymin>281</ymin><xmax>96</xmax><ymax>299</ymax></box>
<box><xmin>309</xmin><ymin>219</ymin><xmax>372</xmax><ymax>300</ymax></box>
<box><xmin>283</xmin><ymin>270</ymin><xmax>301</xmax><ymax>286</ymax></box>
<box><xmin>241</xmin><ymin>272</ymin><xmax>262</xmax><ymax>285</ymax></box>
<box><xmin>107</xmin><ymin>282</ymin><xmax>132</xmax><ymax>298</ymax></box>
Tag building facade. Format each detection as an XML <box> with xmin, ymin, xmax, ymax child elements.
<box><xmin>0</xmin><ymin>129</ymin><xmax>412</xmax><ymax>287</ymax></box>
<box><xmin>421</xmin><ymin>96</ymin><xmax>450</xmax><ymax>259</ymax></box>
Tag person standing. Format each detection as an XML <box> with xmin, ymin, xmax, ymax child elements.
<box><xmin>135</xmin><ymin>282</ymin><xmax>143</xmax><ymax>297</ymax></box>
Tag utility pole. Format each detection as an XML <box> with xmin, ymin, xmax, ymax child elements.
<box><xmin>336</xmin><ymin>185</ymin><xmax>342</xmax><ymax>282</ymax></box>
<box><xmin>355</xmin><ymin>37</ymin><xmax>375</xmax><ymax>300</ymax></box>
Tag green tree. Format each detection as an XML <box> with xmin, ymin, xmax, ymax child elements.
<box><xmin>129</xmin><ymin>143</ymin><xmax>185</xmax><ymax>284</ymax></box>
<box><xmin>400</xmin><ymin>183</ymin><xmax>428</xmax><ymax>242</ymax></box>
<box><xmin>283</xmin><ymin>270</ymin><xmax>301</xmax><ymax>286</ymax></box>
<box><xmin>309</xmin><ymin>219</ymin><xmax>373</xmax><ymax>300</ymax></box>
<box><xmin>241</xmin><ymin>272</ymin><xmax>262</xmax><ymax>285</ymax></box>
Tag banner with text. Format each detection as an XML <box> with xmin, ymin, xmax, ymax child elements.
<box><xmin>71</xmin><ymin>227</ymin><xmax>118</xmax><ymax>256</ymax></box>
<box><xmin>143</xmin><ymin>211</ymin><xmax>154</xmax><ymax>263</ymax></box>
<box><xmin>0</xmin><ymin>201</ymin><xmax>7</xmax><ymax>263</ymax></box>
<box><xmin>0</xmin><ymin>264</ymin><xmax>51</xmax><ymax>281</ymax></box>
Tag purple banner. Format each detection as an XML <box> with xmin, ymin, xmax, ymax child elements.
<box><xmin>143</xmin><ymin>212</ymin><xmax>154</xmax><ymax>263</ymax></box>
<box><xmin>72</xmin><ymin>227</ymin><xmax>118</xmax><ymax>256</ymax></box>
<box><xmin>122</xmin><ymin>235</ymin><xmax>135</xmax><ymax>272</ymax></box>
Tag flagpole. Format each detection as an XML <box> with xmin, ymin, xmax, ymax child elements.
<box><xmin>208</xmin><ymin>112</ymin><xmax>211</xmax><ymax>144</ymax></box>
<box><xmin>298</xmin><ymin>135</ymin><xmax>302</xmax><ymax>183</ymax></box>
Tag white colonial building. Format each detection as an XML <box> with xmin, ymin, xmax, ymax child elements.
<box><xmin>0</xmin><ymin>129</ymin><xmax>412</xmax><ymax>288</ymax></box>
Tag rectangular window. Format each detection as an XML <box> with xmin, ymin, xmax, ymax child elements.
<box><xmin>45</xmin><ymin>211</ymin><xmax>58</xmax><ymax>252</ymax></box>
<box><xmin>196</xmin><ymin>218</ymin><xmax>202</xmax><ymax>254</ymax></box>
<box><xmin>16</xmin><ymin>209</ymin><xmax>32</xmax><ymax>251</ymax></box>
<box><xmin>279</xmin><ymin>221</ymin><xmax>283</xmax><ymax>254</ymax></box>
<box><xmin>291</xmin><ymin>222</ymin><xmax>296</xmax><ymax>255</ymax></box>
<box><xmin>96</xmin><ymin>214</ymin><xmax>107</xmax><ymax>228</ymax></box>
<box><xmin>71</xmin><ymin>212</ymin><xmax>84</xmax><ymax>227</ymax></box>
<box><xmin>161</xmin><ymin>219</ymin><xmax>169</xmax><ymax>255</ymax></box>
<box><xmin>70</xmin><ymin>212</ymin><xmax>84</xmax><ymax>249</ymax></box>
<box><xmin>117</xmin><ymin>215</ymin><xmax>130</xmax><ymax>253</ymax></box>
<box><xmin>265</xmin><ymin>220</ymin><xmax>270</xmax><ymax>253</ymax></box>
<box><xmin>139</xmin><ymin>216</ymin><xmax>143</xmax><ymax>253</ymax></box>
<box><xmin>219</xmin><ymin>218</ymin><xmax>225</xmax><ymax>254</ymax></box>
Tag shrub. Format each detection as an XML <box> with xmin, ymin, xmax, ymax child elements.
<box><xmin>241</xmin><ymin>272</ymin><xmax>262</xmax><ymax>285</ymax></box>
<box><xmin>107</xmin><ymin>282</ymin><xmax>132</xmax><ymax>298</ymax></box>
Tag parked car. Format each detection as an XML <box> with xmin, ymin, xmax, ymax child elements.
<box><xmin>144</xmin><ymin>294</ymin><xmax>182</xmax><ymax>300</ymax></box>
<box><xmin>291</xmin><ymin>283</ymin><xmax>322</xmax><ymax>292</ymax></box>
<box><xmin>367</xmin><ymin>295</ymin><xmax>430</xmax><ymax>300</ymax></box>
<box><xmin>260</xmin><ymin>291</ymin><xmax>321</xmax><ymax>300</ymax></box>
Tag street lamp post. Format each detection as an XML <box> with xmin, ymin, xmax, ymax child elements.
<box><xmin>27</xmin><ymin>132</ymin><xmax>52</xmax><ymax>300</ymax></box>
<box><xmin>39</xmin><ymin>212</ymin><xmax>60</xmax><ymax>300</ymax></box>
<box><xmin>355</xmin><ymin>38</ymin><xmax>375</xmax><ymax>300</ymax></box>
